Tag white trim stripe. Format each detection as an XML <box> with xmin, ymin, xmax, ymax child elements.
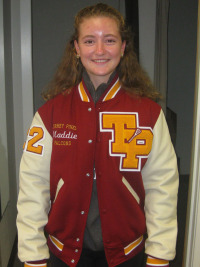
<box><xmin>53</xmin><ymin>178</ymin><xmax>64</xmax><ymax>203</ymax></box>
<box><xmin>122</xmin><ymin>177</ymin><xmax>140</xmax><ymax>204</ymax></box>
<box><xmin>49</xmin><ymin>235</ymin><xmax>64</xmax><ymax>251</ymax></box>
<box><xmin>147</xmin><ymin>264</ymin><xmax>169</xmax><ymax>267</ymax></box>
<box><xmin>124</xmin><ymin>235</ymin><xmax>143</xmax><ymax>255</ymax></box>
<box><xmin>147</xmin><ymin>256</ymin><xmax>169</xmax><ymax>266</ymax></box>
<box><xmin>103</xmin><ymin>78</ymin><xmax>121</xmax><ymax>102</ymax></box>
<box><xmin>78</xmin><ymin>82</ymin><xmax>90</xmax><ymax>102</ymax></box>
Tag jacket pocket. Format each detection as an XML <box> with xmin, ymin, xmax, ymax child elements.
<box><xmin>122</xmin><ymin>176</ymin><xmax>140</xmax><ymax>204</ymax></box>
<box><xmin>53</xmin><ymin>178</ymin><xmax>64</xmax><ymax>203</ymax></box>
<box><xmin>124</xmin><ymin>235</ymin><xmax>143</xmax><ymax>255</ymax></box>
<box><xmin>49</xmin><ymin>235</ymin><xmax>64</xmax><ymax>251</ymax></box>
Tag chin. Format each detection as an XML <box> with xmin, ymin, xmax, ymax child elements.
<box><xmin>93</xmin><ymin>70</ymin><xmax>112</xmax><ymax>76</ymax></box>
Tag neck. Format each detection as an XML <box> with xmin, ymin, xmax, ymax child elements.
<box><xmin>92</xmin><ymin>77</ymin><xmax>109</xmax><ymax>90</ymax></box>
<box><xmin>84</xmin><ymin>70</ymin><xmax>117</xmax><ymax>90</ymax></box>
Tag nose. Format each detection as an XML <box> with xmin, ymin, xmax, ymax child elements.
<box><xmin>95</xmin><ymin>40</ymin><xmax>105</xmax><ymax>55</ymax></box>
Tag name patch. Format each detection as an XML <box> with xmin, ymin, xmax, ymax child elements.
<box><xmin>53</xmin><ymin>123</ymin><xmax>77</xmax><ymax>146</ymax></box>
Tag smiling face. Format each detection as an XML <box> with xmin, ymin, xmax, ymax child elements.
<box><xmin>74</xmin><ymin>16</ymin><xmax>126</xmax><ymax>88</ymax></box>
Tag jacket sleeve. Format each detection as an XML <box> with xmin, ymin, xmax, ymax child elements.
<box><xmin>16</xmin><ymin>111</ymin><xmax>52</xmax><ymax>265</ymax></box>
<box><xmin>142</xmin><ymin>109</ymin><xmax>179</xmax><ymax>261</ymax></box>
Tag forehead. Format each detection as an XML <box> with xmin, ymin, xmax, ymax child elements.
<box><xmin>78</xmin><ymin>16</ymin><xmax>120</xmax><ymax>35</ymax></box>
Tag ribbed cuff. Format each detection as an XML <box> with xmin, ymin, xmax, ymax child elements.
<box><xmin>146</xmin><ymin>255</ymin><xmax>169</xmax><ymax>267</ymax></box>
<box><xmin>24</xmin><ymin>260</ymin><xmax>47</xmax><ymax>267</ymax></box>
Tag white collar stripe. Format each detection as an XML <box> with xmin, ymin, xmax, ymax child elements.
<box><xmin>103</xmin><ymin>78</ymin><xmax>121</xmax><ymax>102</ymax></box>
<box><xmin>78</xmin><ymin>82</ymin><xmax>90</xmax><ymax>102</ymax></box>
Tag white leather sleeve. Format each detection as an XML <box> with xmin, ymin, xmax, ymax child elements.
<box><xmin>142</xmin><ymin>109</ymin><xmax>179</xmax><ymax>260</ymax></box>
<box><xmin>17</xmin><ymin>112</ymin><xmax>52</xmax><ymax>262</ymax></box>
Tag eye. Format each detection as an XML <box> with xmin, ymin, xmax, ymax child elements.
<box><xmin>105</xmin><ymin>39</ymin><xmax>116</xmax><ymax>44</ymax></box>
<box><xmin>84</xmin><ymin>40</ymin><xmax>94</xmax><ymax>45</ymax></box>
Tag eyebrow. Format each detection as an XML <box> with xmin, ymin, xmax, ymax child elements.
<box><xmin>81</xmin><ymin>34</ymin><xmax>118</xmax><ymax>39</ymax></box>
<box><xmin>81</xmin><ymin>35</ymin><xmax>95</xmax><ymax>39</ymax></box>
<box><xmin>104</xmin><ymin>34</ymin><xmax>118</xmax><ymax>38</ymax></box>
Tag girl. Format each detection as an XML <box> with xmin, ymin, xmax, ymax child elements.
<box><xmin>17</xmin><ymin>3</ymin><xmax>178</xmax><ymax>267</ymax></box>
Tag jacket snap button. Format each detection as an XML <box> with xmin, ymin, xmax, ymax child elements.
<box><xmin>71</xmin><ymin>259</ymin><xmax>75</xmax><ymax>263</ymax></box>
<box><xmin>75</xmin><ymin>249</ymin><xmax>79</xmax><ymax>253</ymax></box>
<box><xmin>88</xmin><ymin>139</ymin><xmax>92</xmax><ymax>143</ymax></box>
<box><xmin>88</xmin><ymin>108</ymin><xmax>92</xmax><ymax>111</ymax></box>
<box><xmin>81</xmin><ymin>211</ymin><xmax>85</xmax><ymax>215</ymax></box>
<box><xmin>86</xmin><ymin>173</ymin><xmax>90</xmax><ymax>177</ymax></box>
<box><xmin>76</xmin><ymin>238</ymin><xmax>80</xmax><ymax>242</ymax></box>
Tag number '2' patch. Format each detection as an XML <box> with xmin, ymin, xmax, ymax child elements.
<box><xmin>23</xmin><ymin>126</ymin><xmax>45</xmax><ymax>156</ymax></box>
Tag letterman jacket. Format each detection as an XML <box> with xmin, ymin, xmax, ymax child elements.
<box><xmin>17</xmin><ymin>74</ymin><xmax>179</xmax><ymax>267</ymax></box>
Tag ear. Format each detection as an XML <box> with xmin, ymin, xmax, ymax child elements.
<box><xmin>121</xmin><ymin>40</ymin><xmax>126</xmax><ymax>55</ymax></box>
<box><xmin>74</xmin><ymin>40</ymin><xmax>80</xmax><ymax>55</ymax></box>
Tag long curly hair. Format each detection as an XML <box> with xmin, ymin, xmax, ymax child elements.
<box><xmin>42</xmin><ymin>3</ymin><xmax>160</xmax><ymax>101</ymax></box>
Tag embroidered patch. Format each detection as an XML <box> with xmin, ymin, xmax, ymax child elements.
<box><xmin>23</xmin><ymin>126</ymin><xmax>45</xmax><ymax>156</ymax></box>
<box><xmin>53</xmin><ymin>123</ymin><xmax>77</xmax><ymax>146</ymax></box>
<box><xmin>100</xmin><ymin>112</ymin><xmax>153</xmax><ymax>171</ymax></box>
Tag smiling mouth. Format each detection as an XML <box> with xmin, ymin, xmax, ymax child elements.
<box><xmin>92</xmin><ymin>59</ymin><xmax>109</xmax><ymax>63</ymax></box>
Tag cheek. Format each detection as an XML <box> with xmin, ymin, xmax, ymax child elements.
<box><xmin>109</xmin><ymin>47</ymin><xmax>122</xmax><ymax>59</ymax></box>
<box><xmin>79</xmin><ymin>47</ymin><xmax>93</xmax><ymax>58</ymax></box>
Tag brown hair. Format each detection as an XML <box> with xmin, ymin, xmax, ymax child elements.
<box><xmin>42</xmin><ymin>3</ymin><xmax>160</xmax><ymax>101</ymax></box>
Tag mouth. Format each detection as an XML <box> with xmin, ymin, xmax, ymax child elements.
<box><xmin>92</xmin><ymin>59</ymin><xmax>109</xmax><ymax>63</ymax></box>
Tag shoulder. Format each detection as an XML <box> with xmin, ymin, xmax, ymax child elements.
<box><xmin>133</xmin><ymin>96</ymin><xmax>161</xmax><ymax>108</ymax></box>
<box><xmin>36</xmin><ymin>88</ymin><xmax>75</xmax><ymax>133</ymax></box>
<box><xmin>122</xmin><ymin>89</ymin><xmax>160</xmax><ymax>107</ymax></box>
<box><xmin>138</xmin><ymin>97</ymin><xmax>162</xmax><ymax>127</ymax></box>
<box><xmin>123</xmin><ymin>92</ymin><xmax>162</xmax><ymax>117</ymax></box>
<box><xmin>139</xmin><ymin>97</ymin><xmax>161</xmax><ymax>115</ymax></box>
<box><xmin>38</xmin><ymin>88</ymin><xmax>74</xmax><ymax>114</ymax></box>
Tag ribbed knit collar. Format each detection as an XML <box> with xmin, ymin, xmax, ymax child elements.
<box><xmin>82</xmin><ymin>69</ymin><xmax>117</xmax><ymax>104</ymax></box>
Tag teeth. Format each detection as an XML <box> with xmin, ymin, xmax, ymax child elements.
<box><xmin>93</xmin><ymin>59</ymin><xmax>107</xmax><ymax>63</ymax></box>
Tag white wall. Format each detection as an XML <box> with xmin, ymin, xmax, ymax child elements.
<box><xmin>183</xmin><ymin>3</ymin><xmax>200</xmax><ymax>265</ymax></box>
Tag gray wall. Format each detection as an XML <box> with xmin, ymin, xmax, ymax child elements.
<box><xmin>138</xmin><ymin>0</ymin><xmax>156</xmax><ymax>82</ymax></box>
<box><xmin>167</xmin><ymin>0</ymin><xmax>198</xmax><ymax>174</ymax></box>
<box><xmin>0</xmin><ymin>0</ymin><xmax>18</xmax><ymax>266</ymax></box>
